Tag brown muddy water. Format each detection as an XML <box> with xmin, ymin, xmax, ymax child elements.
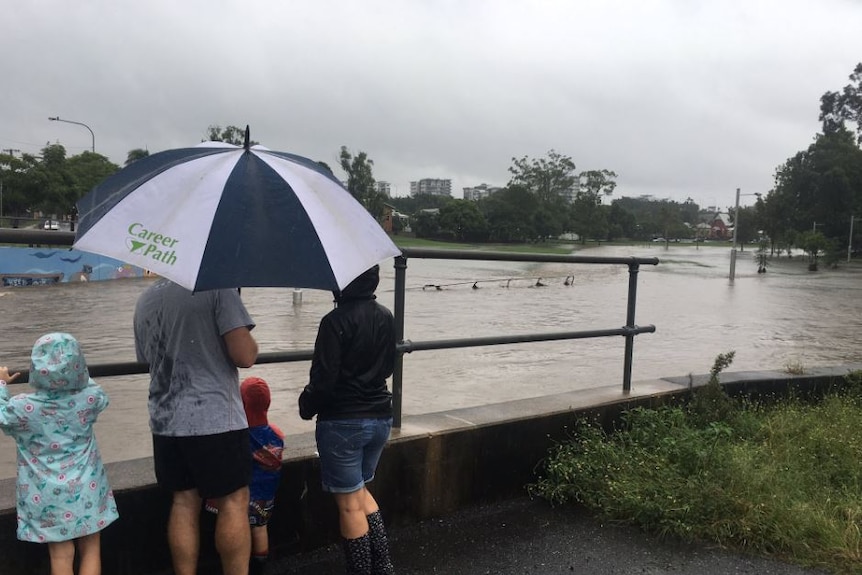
<box><xmin>2</xmin><ymin>244</ymin><xmax>861</xmax><ymax>478</ymax></box>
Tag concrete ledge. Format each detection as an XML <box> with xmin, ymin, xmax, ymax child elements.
<box><xmin>2</xmin><ymin>367</ymin><xmax>860</xmax><ymax>574</ymax></box>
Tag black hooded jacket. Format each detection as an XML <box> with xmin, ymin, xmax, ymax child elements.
<box><xmin>298</xmin><ymin>265</ymin><xmax>395</xmax><ymax>421</ymax></box>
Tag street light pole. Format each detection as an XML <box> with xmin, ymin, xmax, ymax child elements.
<box><xmin>728</xmin><ymin>188</ymin><xmax>762</xmax><ymax>283</ymax></box>
<box><xmin>849</xmin><ymin>215</ymin><xmax>859</xmax><ymax>263</ymax></box>
<box><xmin>729</xmin><ymin>188</ymin><xmax>740</xmax><ymax>282</ymax></box>
<box><xmin>48</xmin><ymin>116</ymin><xmax>95</xmax><ymax>153</ymax></box>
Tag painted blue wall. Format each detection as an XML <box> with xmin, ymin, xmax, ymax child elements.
<box><xmin>0</xmin><ymin>246</ymin><xmax>147</xmax><ymax>285</ymax></box>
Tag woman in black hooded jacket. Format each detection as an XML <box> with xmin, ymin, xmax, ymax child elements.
<box><xmin>299</xmin><ymin>264</ymin><xmax>396</xmax><ymax>574</ymax></box>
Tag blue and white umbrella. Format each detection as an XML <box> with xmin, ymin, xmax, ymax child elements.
<box><xmin>73</xmin><ymin>131</ymin><xmax>401</xmax><ymax>292</ymax></box>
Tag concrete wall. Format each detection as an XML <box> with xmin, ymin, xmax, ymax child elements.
<box><xmin>1</xmin><ymin>366</ymin><xmax>859</xmax><ymax>574</ymax></box>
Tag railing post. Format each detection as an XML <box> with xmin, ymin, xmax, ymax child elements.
<box><xmin>622</xmin><ymin>260</ymin><xmax>641</xmax><ymax>393</ymax></box>
<box><xmin>392</xmin><ymin>255</ymin><xmax>408</xmax><ymax>428</ymax></box>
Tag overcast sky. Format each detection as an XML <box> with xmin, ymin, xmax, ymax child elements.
<box><xmin>3</xmin><ymin>1</ymin><xmax>860</xmax><ymax>208</ymax></box>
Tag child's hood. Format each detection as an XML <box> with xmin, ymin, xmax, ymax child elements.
<box><xmin>241</xmin><ymin>376</ymin><xmax>271</xmax><ymax>427</ymax></box>
<box><xmin>29</xmin><ymin>332</ymin><xmax>93</xmax><ymax>393</ymax></box>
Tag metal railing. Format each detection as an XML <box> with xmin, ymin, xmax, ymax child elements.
<box><xmin>0</xmin><ymin>229</ymin><xmax>659</xmax><ymax>427</ymax></box>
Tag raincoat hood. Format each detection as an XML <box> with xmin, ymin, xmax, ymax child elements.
<box><xmin>29</xmin><ymin>332</ymin><xmax>93</xmax><ymax>393</ymax></box>
<box><xmin>334</xmin><ymin>265</ymin><xmax>379</xmax><ymax>303</ymax></box>
<box><xmin>241</xmin><ymin>376</ymin><xmax>271</xmax><ymax>427</ymax></box>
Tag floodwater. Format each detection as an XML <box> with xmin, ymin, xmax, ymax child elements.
<box><xmin>1</xmin><ymin>243</ymin><xmax>861</xmax><ymax>479</ymax></box>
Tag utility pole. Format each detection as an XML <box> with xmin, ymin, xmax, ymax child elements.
<box><xmin>1</xmin><ymin>148</ymin><xmax>21</xmax><ymax>157</ymax></box>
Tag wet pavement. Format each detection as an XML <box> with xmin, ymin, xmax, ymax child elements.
<box><xmin>267</xmin><ymin>497</ymin><xmax>827</xmax><ymax>575</ymax></box>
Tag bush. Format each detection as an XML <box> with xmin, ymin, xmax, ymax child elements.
<box><xmin>529</xmin><ymin>365</ymin><xmax>862</xmax><ymax>574</ymax></box>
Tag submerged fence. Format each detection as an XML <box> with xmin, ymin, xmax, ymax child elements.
<box><xmin>0</xmin><ymin>229</ymin><xmax>659</xmax><ymax>427</ymax></box>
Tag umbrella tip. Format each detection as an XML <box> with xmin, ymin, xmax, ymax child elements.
<box><xmin>243</xmin><ymin>125</ymin><xmax>250</xmax><ymax>150</ymax></box>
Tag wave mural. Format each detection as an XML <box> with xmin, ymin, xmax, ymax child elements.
<box><xmin>0</xmin><ymin>247</ymin><xmax>149</xmax><ymax>286</ymax></box>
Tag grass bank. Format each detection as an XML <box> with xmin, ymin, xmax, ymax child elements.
<box><xmin>529</xmin><ymin>356</ymin><xmax>862</xmax><ymax>574</ymax></box>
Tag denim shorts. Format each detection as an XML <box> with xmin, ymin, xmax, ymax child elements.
<box><xmin>315</xmin><ymin>417</ymin><xmax>392</xmax><ymax>493</ymax></box>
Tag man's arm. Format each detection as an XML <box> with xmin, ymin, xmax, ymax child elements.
<box><xmin>223</xmin><ymin>326</ymin><xmax>258</xmax><ymax>367</ymax></box>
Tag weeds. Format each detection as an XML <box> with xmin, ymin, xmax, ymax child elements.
<box><xmin>784</xmin><ymin>360</ymin><xmax>806</xmax><ymax>375</ymax></box>
<box><xmin>529</xmin><ymin>363</ymin><xmax>862</xmax><ymax>574</ymax></box>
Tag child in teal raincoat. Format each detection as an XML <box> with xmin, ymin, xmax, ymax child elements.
<box><xmin>0</xmin><ymin>332</ymin><xmax>119</xmax><ymax>575</ymax></box>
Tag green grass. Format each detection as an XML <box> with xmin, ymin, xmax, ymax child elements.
<box><xmin>529</xmin><ymin>372</ymin><xmax>862</xmax><ymax>574</ymax></box>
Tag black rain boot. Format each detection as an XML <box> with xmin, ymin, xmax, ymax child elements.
<box><xmin>343</xmin><ymin>532</ymin><xmax>373</xmax><ymax>575</ymax></box>
<box><xmin>367</xmin><ymin>511</ymin><xmax>395</xmax><ymax>574</ymax></box>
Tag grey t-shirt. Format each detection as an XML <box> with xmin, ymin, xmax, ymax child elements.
<box><xmin>133</xmin><ymin>280</ymin><xmax>255</xmax><ymax>437</ymax></box>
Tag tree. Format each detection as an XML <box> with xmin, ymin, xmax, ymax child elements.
<box><xmin>0</xmin><ymin>152</ymin><xmax>32</xmax><ymax>218</ymax></box>
<box><xmin>508</xmin><ymin>150</ymin><xmax>577</xmax><ymax>204</ymax></box>
<box><xmin>65</xmin><ymin>152</ymin><xmax>119</xmax><ymax>205</ymax></box>
<box><xmin>205</xmin><ymin>125</ymin><xmax>257</xmax><ymax>146</ymax></box>
<box><xmin>438</xmin><ymin>199</ymin><xmax>488</xmax><ymax>242</ymax></box>
<box><xmin>577</xmin><ymin>169</ymin><xmax>617</xmax><ymax>204</ymax></box>
<box><xmin>479</xmin><ymin>185</ymin><xmax>538</xmax><ymax>242</ymax></box>
<box><xmin>819</xmin><ymin>62</ymin><xmax>862</xmax><ymax>144</ymax></box>
<box><xmin>125</xmin><ymin>148</ymin><xmax>150</xmax><ymax>166</ymax></box>
<box><xmin>607</xmin><ymin>202</ymin><xmax>637</xmax><ymax>240</ymax></box>
<box><xmin>769</xmin><ymin>127</ymin><xmax>862</xmax><ymax>244</ymax></box>
<box><xmin>339</xmin><ymin>146</ymin><xmax>385</xmax><ymax>219</ymax></box>
<box><xmin>798</xmin><ymin>230</ymin><xmax>830</xmax><ymax>271</ymax></box>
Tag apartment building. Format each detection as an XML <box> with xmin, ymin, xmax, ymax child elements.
<box><xmin>410</xmin><ymin>178</ymin><xmax>452</xmax><ymax>197</ymax></box>
<box><xmin>463</xmin><ymin>183</ymin><xmax>503</xmax><ymax>201</ymax></box>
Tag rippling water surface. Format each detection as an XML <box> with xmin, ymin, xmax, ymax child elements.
<box><xmin>2</xmin><ymin>244</ymin><xmax>861</xmax><ymax>478</ymax></box>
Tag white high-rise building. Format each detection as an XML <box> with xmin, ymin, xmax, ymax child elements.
<box><xmin>463</xmin><ymin>183</ymin><xmax>503</xmax><ymax>201</ymax></box>
<box><xmin>410</xmin><ymin>178</ymin><xmax>452</xmax><ymax>197</ymax></box>
<box><xmin>376</xmin><ymin>181</ymin><xmax>392</xmax><ymax>197</ymax></box>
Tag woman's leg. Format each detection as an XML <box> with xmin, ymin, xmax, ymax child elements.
<box><xmin>47</xmin><ymin>540</ymin><xmax>75</xmax><ymax>575</ymax></box>
<box><xmin>363</xmin><ymin>490</ymin><xmax>394</xmax><ymax>574</ymax></box>
<box><xmin>77</xmin><ymin>532</ymin><xmax>102</xmax><ymax>575</ymax></box>
<box><xmin>334</xmin><ymin>487</ymin><xmax>371</xmax><ymax>539</ymax></box>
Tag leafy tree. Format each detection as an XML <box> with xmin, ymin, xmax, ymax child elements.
<box><xmin>125</xmin><ymin>148</ymin><xmax>150</xmax><ymax>166</ymax></box>
<box><xmin>819</xmin><ymin>63</ymin><xmax>862</xmax><ymax>144</ymax></box>
<box><xmin>66</xmin><ymin>152</ymin><xmax>119</xmax><ymax>205</ymax></box>
<box><xmin>569</xmin><ymin>195</ymin><xmax>601</xmax><ymax>242</ymax></box>
<box><xmin>578</xmin><ymin>169</ymin><xmax>617</xmax><ymax>204</ymax></box>
<box><xmin>753</xmin><ymin>239</ymin><xmax>770</xmax><ymax>273</ymax></box>
<box><xmin>339</xmin><ymin>146</ymin><xmax>387</xmax><ymax>219</ymax></box>
<box><xmin>205</xmin><ymin>125</ymin><xmax>257</xmax><ymax>146</ymax></box>
<box><xmin>412</xmin><ymin>210</ymin><xmax>441</xmax><ymax>239</ymax></box>
<box><xmin>768</xmin><ymin>127</ymin><xmax>862</xmax><ymax>244</ymax></box>
<box><xmin>798</xmin><ymin>230</ymin><xmax>830</xmax><ymax>270</ymax></box>
<box><xmin>479</xmin><ymin>185</ymin><xmax>538</xmax><ymax>242</ymax></box>
<box><xmin>607</xmin><ymin>202</ymin><xmax>637</xmax><ymax>240</ymax></box>
<box><xmin>438</xmin><ymin>199</ymin><xmax>488</xmax><ymax>242</ymax></box>
<box><xmin>27</xmin><ymin>144</ymin><xmax>71</xmax><ymax>216</ymax></box>
<box><xmin>0</xmin><ymin>152</ymin><xmax>32</xmax><ymax>218</ymax></box>
<box><xmin>508</xmin><ymin>150</ymin><xmax>577</xmax><ymax>205</ymax></box>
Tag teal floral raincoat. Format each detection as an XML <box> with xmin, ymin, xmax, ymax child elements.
<box><xmin>0</xmin><ymin>332</ymin><xmax>118</xmax><ymax>542</ymax></box>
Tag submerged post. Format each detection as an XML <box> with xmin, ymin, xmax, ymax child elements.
<box><xmin>729</xmin><ymin>187</ymin><xmax>740</xmax><ymax>283</ymax></box>
<box><xmin>392</xmin><ymin>255</ymin><xmax>408</xmax><ymax>428</ymax></box>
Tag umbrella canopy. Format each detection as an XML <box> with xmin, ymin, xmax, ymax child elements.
<box><xmin>73</xmin><ymin>134</ymin><xmax>401</xmax><ymax>292</ymax></box>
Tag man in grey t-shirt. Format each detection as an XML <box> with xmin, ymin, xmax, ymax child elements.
<box><xmin>134</xmin><ymin>279</ymin><xmax>258</xmax><ymax>575</ymax></box>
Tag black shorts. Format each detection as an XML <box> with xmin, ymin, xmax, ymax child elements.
<box><xmin>152</xmin><ymin>429</ymin><xmax>252</xmax><ymax>499</ymax></box>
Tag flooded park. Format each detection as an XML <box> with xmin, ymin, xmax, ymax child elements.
<box><xmin>1</xmin><ymin>242</ymin><xmax>861</xmax><ymax>479</ymax></box>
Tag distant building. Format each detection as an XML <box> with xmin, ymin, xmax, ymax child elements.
<box><xmin>376</xmin><ymin>181</ymin><xmax>392</xmax><ymax>197</ymax></box>
<box><xmin>381</xmin><ymin>203</ymin><xmax>410</xmax><ymax>233</ymax></box>
<box><xmin>463</xmin><ymin>183</ymin><xmax>503</xmax><ymax>201</ymax></box>
<box><xmin>410</xmin><ymin>178</ymin><xmax>452</xmax><ymax>197</ymax></box>
<box><xmin>697</xmin><ymin>210</ymin><xmax>732</xmax><ymax>239</ymax></box>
